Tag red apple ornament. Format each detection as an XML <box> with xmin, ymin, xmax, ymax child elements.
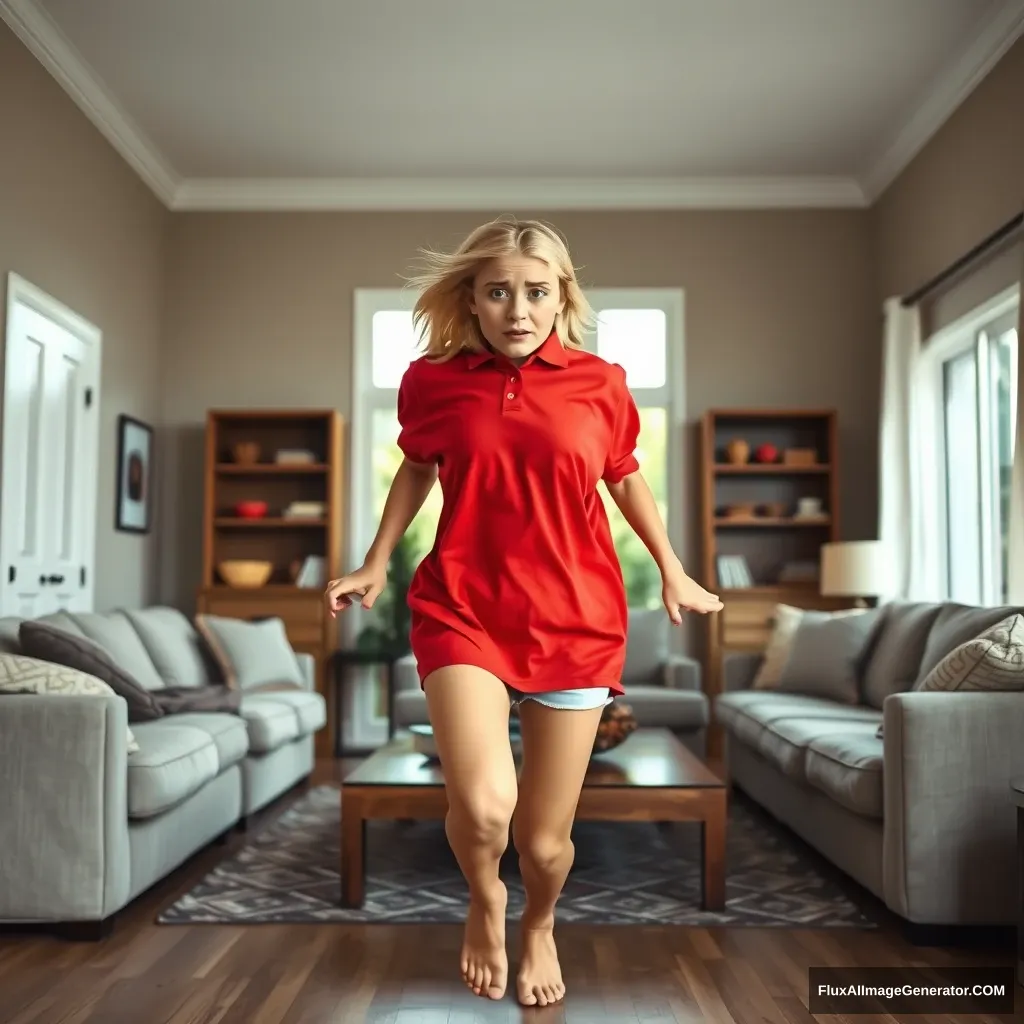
<box><xmin>755</xmin><ymin>443</ymin><xmax>778</xmax><ymax>463</ymax></box>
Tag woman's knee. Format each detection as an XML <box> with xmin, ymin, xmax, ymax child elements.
<box><xmin>450</xmin><ymin>785</ymin><xmax>517</xmax><ymax>839</ymax></box>
<box><xmin>514</xmin><ymin>828</ymin><xmax>573</xmax><ymax>871</ymax></box>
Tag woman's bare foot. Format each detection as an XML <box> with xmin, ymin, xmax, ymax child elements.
<box><xmin>461</xmin><ymin>882</ymin><xmax>508</xmax><ymax>1000</ymax></box>
<box><xmin>516</xmin><ymin>912</ymin><xmax>565</xmax><ymax>1007</ymax></box>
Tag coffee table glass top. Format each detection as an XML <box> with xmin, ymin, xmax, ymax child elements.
<box><xmin>343</xmin><ymin>728</ymin><xmax>723</xmax><ymax>789</ymax></box>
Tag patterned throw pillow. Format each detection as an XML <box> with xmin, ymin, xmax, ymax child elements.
<box><xmin>914</xmin><ymin>613</ymin><xmax>1024</xmax><ymax>692</ymax></box>
<box><xmin>0</xmin><ymin>653</ymin><xmax>140</xmax><ymax>753</ymax></box>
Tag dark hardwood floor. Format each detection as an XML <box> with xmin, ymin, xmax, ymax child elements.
<box><xmin>0</xmin><ymin>758</ymin><xmax>1017</xmax><ymax>1023</ymax></box>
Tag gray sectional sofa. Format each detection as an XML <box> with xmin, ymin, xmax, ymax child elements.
<box><xmin>392</xmin><ymin>608</ymin><xmax>710</xmax><ymax>757</ymax></box>
<box><xmin>0</xmin><ymin>605</ymin><xmax>326</xmax><ymax>938</ymax></box>
<box><xmin>716</xmin><ymin>599</ymin><xmax>1024</xmax><ymax>936</ymax></box>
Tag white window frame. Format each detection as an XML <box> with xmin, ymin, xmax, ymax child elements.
<box><xmin>350</xmin><ymin>286</ymin><xmax>686</xmax><ymax>743</ymax></box>
<box><xmin>582</xmin><ymin>288</ymin><xmax>687</xmax><ymax>615</ymax></box>
<box><xmin>920</xmin><ymin>283</ymin><xmax>1019</xmax><ymax>606</ymax></box>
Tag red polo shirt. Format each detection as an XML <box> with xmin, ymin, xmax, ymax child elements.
<box><xmin>396</xmin><ymin>329</ymin><xmax>641</xmax><ymax>697</ymax></box>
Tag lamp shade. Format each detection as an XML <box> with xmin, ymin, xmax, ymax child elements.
<box><xmin>820</xmin><ymin>541</ymin><xmax>888</xmax><ymax>597</ymax></box>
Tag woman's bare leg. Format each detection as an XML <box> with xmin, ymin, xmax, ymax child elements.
<box><xmin>423</xmin><ymin>665</ymin><xmax>517</xmax><ymax>1000</ymax></box>
<box><xmin>511</xmin><ymin>700</ymin><xmax>604</xmax><ymax>1007</ymax></box>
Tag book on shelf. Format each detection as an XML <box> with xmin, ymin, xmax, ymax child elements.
<box><xmin>717</xmin><ymin>554</ymin><xmax>754</xmax><ymax>588</ymax></box>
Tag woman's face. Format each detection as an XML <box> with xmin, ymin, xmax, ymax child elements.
<box><xmin>468</xmin><ymin>256</ymin><xmax>565</xmax><ymax>362</ymax></box>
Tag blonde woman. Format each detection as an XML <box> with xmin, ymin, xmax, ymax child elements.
<box><xmin>326</xmin><ymin>216</ymin><xmax>721</xmax><ymax>1007</ymax></box>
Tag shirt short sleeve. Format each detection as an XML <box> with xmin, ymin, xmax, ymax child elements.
<box><xmin>602</xmin><ymin>365</ymin><xmax>641</xmax><ymax>483</ymax></box>
<box><xmin>396</xmin><ymin>360</ymin><xmax>434</xmax><ymax>465</ymax></box>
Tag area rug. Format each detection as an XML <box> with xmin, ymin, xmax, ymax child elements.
<box><xmin>158</xmin><ymin>784</ymin><xmax>880</xmax><ymax>927</ymax></box>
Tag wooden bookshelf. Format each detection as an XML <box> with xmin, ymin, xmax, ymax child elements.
<box><xmin>699</xmin><ymin>409</ymin><xmax>856</xmax><ymax>756</ymax></box>
<box><xmin>195</xmin><ymin>408</ymin><xmax>345</xmax><ymax>757</ymax></box>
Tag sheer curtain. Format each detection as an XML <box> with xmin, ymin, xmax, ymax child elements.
<box><xmin>877</xmin><ymin>297</ymin><xmax>943</xmax><ymax>601</ymax></box>
<box><xmin>1007</xmin><ymin>251</ymin><xmax>1024</xmax><ymax>604</ymax></box>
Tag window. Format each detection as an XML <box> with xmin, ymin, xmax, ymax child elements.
<box><xmin>350</xmin><ymin>288</ymin><xmax>684</xmax><ymax>744</ymax></box>
<box><xmin>926</xmin><ymin>286</ymin><xmax>1019</xmax><ymax>606</ymax></box>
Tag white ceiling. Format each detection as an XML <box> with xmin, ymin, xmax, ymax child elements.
<box><xmin>4</xmin><ymin>0</ymin><xmax>1023</xmax><ymax>210</ymax></box>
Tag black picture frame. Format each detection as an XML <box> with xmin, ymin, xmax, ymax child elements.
<box><xmin>115</xmin><ymin>414</ymin><xmax>154</xmax><ymax>534</ymax></box>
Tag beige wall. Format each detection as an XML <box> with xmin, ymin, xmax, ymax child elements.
<box><xmin>870</xmin><ymin>35</ymin><xmax>1024</xmax><ymax>303</ymax></box>
<box><xmin>161</xmin><ymin>210</ymin><xmax>877</xmax><ymax>611</ymax></box>
<box><xmin>0</xmin><ymin>22</ymin><xmax>168</xmax><ymax>611</ymax></box>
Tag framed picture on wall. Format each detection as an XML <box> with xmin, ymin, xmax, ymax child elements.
<box><xmin>115</xmin><ymin>414</ymin><xmax>154</xmax><ymax>534</ymax></box>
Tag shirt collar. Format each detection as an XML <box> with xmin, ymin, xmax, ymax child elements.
<box><xmin>464</xmin><ymin>329</ymin><xmax>569</xmax><ymax>370</ymax></box>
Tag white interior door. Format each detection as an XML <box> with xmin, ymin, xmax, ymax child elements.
<box><xmin>1</xmin><ymin>274</ymin><xmax>101</xmax><ymax>617</ymax></box>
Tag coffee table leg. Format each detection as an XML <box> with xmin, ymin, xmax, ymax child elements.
<box><xmin>340</xmin><ymin>791</ymin><xmax>366</xmax><ymax>908</ymax></box>
<box><xmin>701</xmin><ymin>798</ymin><xmax>727</xmax><ymax>911</ymax></box>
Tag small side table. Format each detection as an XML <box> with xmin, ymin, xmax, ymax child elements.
<box><xmin>1012</xmin><ymin>779</ymin><xmax>1024</xmax><ymax>989</ymax></box>
<box><xmin>330</xmin><ymin>648</ymin><xmax>399</xmax><ymax>756</ymax></box>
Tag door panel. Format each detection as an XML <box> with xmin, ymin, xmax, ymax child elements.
<box><xmin>1</xmin><ymin>277</ymin><xmax>100</xmax><ymax>616</ymax></box>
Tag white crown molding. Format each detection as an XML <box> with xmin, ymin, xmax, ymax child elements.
<box><xmin>861</xmin><ymin>0</ymin><xmax>1024</xmax><ymax>203</ymax></box>
<box><xmin>172</xmin><ymin>176</ymin><xmax>868</xmax><ymax>211</ymax></box>
<box><xmin>0</xmin><ymin>0</ymin><xmax>179</xmax><ymax>205</ymax></box>
<box><xmin>3</xmin><ymin>0</ymin><xmax>1020</xmax><ymax>211</ymax></box>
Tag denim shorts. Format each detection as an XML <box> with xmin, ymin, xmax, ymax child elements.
<box><xmin>506</xmin><ymin>685</ymin><xmax>613</xmax><ymax>711</ymax></box>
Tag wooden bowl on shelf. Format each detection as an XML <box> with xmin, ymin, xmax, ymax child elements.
<box><xmin>232</xmin><ymin>442</ymin><xmax>261</xmax><ymax>465</ymax></box>
<box><xmin>218</xmin><ymin>560</ymin><xmax>273</xmax><ymax>588</ymax></box>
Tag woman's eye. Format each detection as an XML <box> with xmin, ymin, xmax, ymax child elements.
<box><xmin>490</xmin><ymin>289</ymin><xmax>508</xmax><ymax>300</ymax></box>
<box><xmin>530</xmin><ymin>289</ymin><xmax>547</xmax><ymax>300</ymax></box>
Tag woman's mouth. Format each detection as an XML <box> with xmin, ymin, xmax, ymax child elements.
<box><xmin>505</xmin><ymin>329</ymin><xmax>530</xmax><ymax>338</ymax></box>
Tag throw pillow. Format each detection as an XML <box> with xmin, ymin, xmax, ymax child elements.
<box><xmin>0</xmin><ymin>653</ymin><xmax>140</xmax><ymax>753</ymax></box>
<box><xmin>18</xmin><ymin>620</ymin><xmax>164</xmax><ymax>722</ymax></box>
<box><xmin>194</xmin><ymin>615</ymin><xmax>305</xmax><ymax>691</ymax></box>
<box><xmin>776</xmin><ymin>607</ymin><xmax>883</xmax><ymax>704</ymax></box>
<box><xmin>752</xmin><ymin>603</ymin><xmax>870</xmax><ymax>690</ymax></box>
<box><xmin>913</xmin><ymin>613</ymin><xmax>1024</xmax><ymax>692</ymax></box>
<box><xmin>151</xmin><ymin>684</ymin><xmax>241</xmax><ymax>715</ymax></box>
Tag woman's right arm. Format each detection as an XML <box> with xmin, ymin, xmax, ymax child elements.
<box><xmin>363</xmin><ymin>457</ymin><xmax>438</xmax><ymax>570</ymax></box>
<box><xmin>325</xmin><ymin>456</ymin><xmax>437</xmax><ymax>614</ymax></box>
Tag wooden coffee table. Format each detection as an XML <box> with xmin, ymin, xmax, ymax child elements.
<box><xmin>340</xmin><ymin>727</ymin><xmax>727</xmax><ymax>910</ymax></box>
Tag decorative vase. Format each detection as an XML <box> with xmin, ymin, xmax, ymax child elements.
<box><xmin>725</xmin><ymin>439</ymin><xmax>750</xmax><ymax>465</ymax></box>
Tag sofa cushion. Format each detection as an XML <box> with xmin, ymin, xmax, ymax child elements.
<box><xmin>716</xmin><ymin>691</ymin><xmax>881</xmax><ymax>749</ymax></box>
<box><xmin>161</xmin><ymin>712</ymin><xmax>249</xmax><ymax>771</ymax></box>
<box><xmin>124</xmin><ymin>607</ymin><xmax>220</xmax><ymax>688</ymax></box>
<box><xmin>195</xmin><ymin>615</ymin><xmax>305</xmax><ymax>691</ymax></box>
<box><xmin>805</xmin><ymin>727</ymin><xmax>884</xmax><ymax>819</ymax></box>
<box><xmin>126</xmin><ymin>722</ymin><xmax>220</xmax><ymax>818</ymax></box>
<box><xmin>915</xmin><ymin>603</ymin><xmax>1024</xmax><ymax>685</ymax></box>
<box><xmin>68</xmin><ymin>612</ymin><xmax>167</xmax><ymax>691</ymax></box>
<box><xmin>860</xmin><ymin>601</ymin><xmax>943</xmax><ymax>709</ymax></box>
<box><xmin>622</xmin><ymin>610</ymin><xmax>669</xmax><ymax>683</ymax></box>
<box><xmin>249</xmin><ymin>690</ymin><xmax>327</xmax><ymax>735</ymax></box>
<box><xmin>239</xmin><ymin>695</ymin><xmax>302</xmax><ymax>752</ymax></box>
<box><xmin>18</xmin><ymin>620</ymin><xmax>164</xmax><ymax>723</ymax></box>
<box><xmin>915</xmin><ymin>613</ymin><xmax>1024</xmax><ymax>692</ymax></box>
<box><xmin>757</xmin><ymin>709</ymin><xmax>882</xmax><ymax>777</ymax></box>
<box><xmin>776</xmin><ymin>608</ymin><xmax>883</xmax><ymax>704</ymax></box>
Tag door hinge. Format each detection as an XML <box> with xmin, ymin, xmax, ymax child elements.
<box><xmin>84</xmin><ymin>387</ymin><xmax>93</xmax><ymax>408</ymax></box>
<box><xmin>80</xmin><ymin>566</ymin><xmax>86</xmax><ymax>586</ymax></box>
<box><xmin>7</xmin><ymin>566</ymin><xmax>14</xmax><ymax>583</ymax></box>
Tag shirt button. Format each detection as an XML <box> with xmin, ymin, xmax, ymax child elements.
<box><xmin>509</xmin><ymin>376</ymin><xmax>517</xmax><ymax>383</ymax></box>
<box><xmin>507</xmin><ymin>392</ymin><xmax>516</xmax><ymax>400</ymax></box>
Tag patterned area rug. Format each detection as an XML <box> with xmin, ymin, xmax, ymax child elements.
<box><xmin>158</xmin><ymin>784</ymin><xmax>880</xmax><ymax>927</ymax></box>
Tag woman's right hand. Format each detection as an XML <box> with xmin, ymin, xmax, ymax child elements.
<box><xmin>324</xmin><ymin>562</ymin><xmax>387</xmax><ymax>617</ymax></box>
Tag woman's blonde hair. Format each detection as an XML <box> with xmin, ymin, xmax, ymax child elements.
<box><xmin>405</xmin><ymin>216</ymin><xmax>594</xmax><ymax>361</ymax></box>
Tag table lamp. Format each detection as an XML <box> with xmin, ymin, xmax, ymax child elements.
<box><xmin>820</xmin><ymin>541</ymin><xmax>888</xmax><ymax>607</ymax></box>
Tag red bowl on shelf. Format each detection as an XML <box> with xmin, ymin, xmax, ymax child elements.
<box><xmin>235</xmin><ymin>500</ymin><xmax>268</xmax><ymax>519</ymax></box>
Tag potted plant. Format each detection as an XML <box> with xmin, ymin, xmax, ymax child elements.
<box><xmin>354</xmin><ymin>532</ymin><xmax>416</xmax><ymax>658</ymax></box>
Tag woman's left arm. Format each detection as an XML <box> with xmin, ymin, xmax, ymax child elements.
<box><xmin>605</xmin><ymin>471</ymin><xmax>723</xmax><ymax>623</ymax></box>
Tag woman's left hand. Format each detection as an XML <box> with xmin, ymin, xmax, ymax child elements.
<box><xmin>662</xmin><ymin>562</ymin><xmax>724</xmax><ymax>624</ymax></box>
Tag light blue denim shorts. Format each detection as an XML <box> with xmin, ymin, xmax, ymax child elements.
<box><xmin>506</xmin><ymin>685</ymin><xmax>612</xmax><ymax>711</ymax></box>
